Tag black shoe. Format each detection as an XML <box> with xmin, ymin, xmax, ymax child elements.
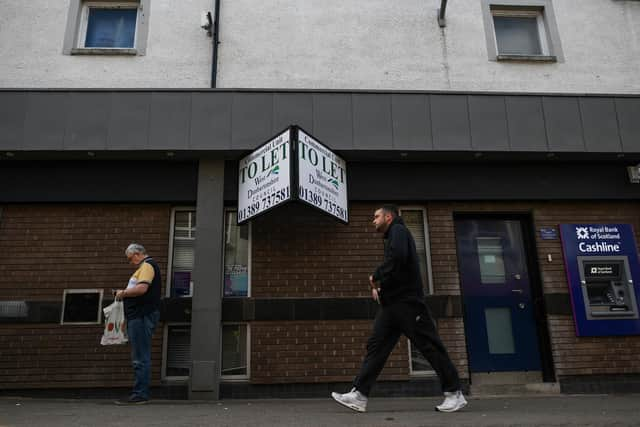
<box><xmin>115</xmin><ymin>395</ymin><xmax>149</xmax><ymax>405</ymax></box>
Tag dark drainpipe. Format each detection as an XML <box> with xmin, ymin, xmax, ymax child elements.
<box><xmin>438</xmin><ymin>0</ymin><xmax>448</xmax><ymax>27</ymax></box>
<box><xmin>211</xmin><ymin>0</ymin><xmax>221</xmax><ymax>88</ymax></box>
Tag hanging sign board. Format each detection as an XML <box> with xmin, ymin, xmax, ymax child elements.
<box><xmin>237</xmin><ymin>126</ymin><xmax>348</xmax><ymax>225</ymax></box>
<box><xmin>297</xmin><ymin>129</ymin><xmax>348</xmax><ymax>223</ymax></box>
<box><xmin>237</xmin><ymin>128</ymin><xmax>293</xmax><ymax>224</ymax></box>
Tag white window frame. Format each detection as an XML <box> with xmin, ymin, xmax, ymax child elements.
<box><xmin>166</xmin><ymin>207</ymin><xmax>197</xmax><ymax>298</ymax></box>
<box><xmin>408</xmin><ymin>341</ymin><xmax>438</xmax><ymax>377</ymax></box>
<box><xmin>220</xmin><ymin>323</ymin><xmax>251</xmax><ymax>382</ymax></box>
<box><xmin>77</xmin><ymin>1</ymin><xmax>140</xmax><ymax>50</ymax></box>
<box><xmin>481</xmin><ymin>0</ymin><xmax>564</xmax><ymax>62</ymax></box>
<box><xmin>398</xmin><ymin>206</ymin><xmax>434</xmax><ymax>295</ymax></box>
<box><xmin>398</xmin><ymin>206</ymin><xmax>437</xmax><ymax>376</ymax></box>
<box><xmin>161</xmin><ymin>322</ymin><xmax>191</xmax><ymax>381</ymax></box>
<box><xmin>223</xmin><ymin>208</ymin><xmax>252</xmax><ymax>299</ymax></box>
<box><xmin>60</xmin><ymin>289</ymin><xmax>104</xmax><ymax>325</ymax></box>
<box><xmin>491</xmin><ymin>9</ymin><xmax>549</xmax><ymax>57</ymax></box>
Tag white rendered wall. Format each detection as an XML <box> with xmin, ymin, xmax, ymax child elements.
<box><xmin>1</xmin><ymin>0</ymin><xmax>639</xmax><ymax>93</ymax></box>
<box><xmin>0</xmin><ymin>0</ymin><xmax>212</xmax><ymax>88</ymax></box>
<box><xmin>216</xmin><ymin>0</ymin><xmax>640</xmax><ymax>93</ymax></box>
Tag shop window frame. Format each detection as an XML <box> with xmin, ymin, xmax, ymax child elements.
<box><xmin>220</xmin><ymin>323</ymin><xmax>251</xmax><ymax>381</ymax></box>
<box><xmin>166</xmin><ymin>207</ymin><xmax>197</xmax><ymax>299</ymax></box>
<box><xmin>223</xmin><ymin>208</ymin><xmax>252</xmax><ymax>299</ymax></box>
<box><xmin>398</xmin><ymin>206</ymin><xmax>437</xmax><ymax>377</ymax></box>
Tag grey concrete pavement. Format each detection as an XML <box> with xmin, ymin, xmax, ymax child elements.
<box><xmin>1</xmin><ymin>394</ymin><xmax>640</xmax><ymax>427</ymax></box>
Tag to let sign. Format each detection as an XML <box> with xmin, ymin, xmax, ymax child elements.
<box><xmin>237</xmin><ymin>128</ymin><xmax>292</xmax><ymax>224</ymax></box>
<box><xmin>237</xmin><ymin>126</ymin><xmax>348</xmax><ymax>224</ymax></box>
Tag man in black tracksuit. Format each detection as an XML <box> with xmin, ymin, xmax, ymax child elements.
<box><xmin>331</xmin><ymin>205</ymin><xmax>467</xmax><ymax>413</ymax></box>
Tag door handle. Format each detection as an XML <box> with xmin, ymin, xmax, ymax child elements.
<box><xmin>511</xmin><ymin>289</ymin><xmax>523</xmax><ymax>293</ymax></box>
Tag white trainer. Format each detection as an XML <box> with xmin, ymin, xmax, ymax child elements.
<box><xmin>331</xmin><ymin>387</ymin><xmax>368</xmax><ymax>413</ymax></box>
<box><xmin>435</xmin><ymin>390</ymin><xmax>467</xmax><ymax>412</ymax></box>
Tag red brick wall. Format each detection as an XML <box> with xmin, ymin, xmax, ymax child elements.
<box><xmin>0</xmin><ymin>204</ymin><xmax>170</xmax><ymax>389</ymax></box>
<box><xmin>250</xmin><ymin>202</ymin><xmax>468</xmax><ymax>383</ymax></box>
<box><xmin>251</xmin><ymin>321</ymin><xmax>409</xmax><ymax>384</ymax></box>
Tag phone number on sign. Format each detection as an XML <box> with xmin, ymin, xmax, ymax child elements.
<box><xmin>298</xmin><ymin>185</ymin><xmax>347</xmax><ymax>221</ymax></box>
<box><xmin>238</xmin><ymin>187</ymin><xmax>290</xmax><ymax>222</ymax></box>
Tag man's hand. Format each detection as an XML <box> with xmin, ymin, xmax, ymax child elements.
<box><xmin>115</xmin><ymin>289</ymin><xmax>126</xmax><ymax>301</ymax></box>
<box><xmin>371</xmin><ymin>287</ymin><xmax>380</xmax><ymax>303</ymax></box>
<box><xmin>369</xmin><ymin>275</ymin><xmax>378</xmax><ymax>289</ymax></box>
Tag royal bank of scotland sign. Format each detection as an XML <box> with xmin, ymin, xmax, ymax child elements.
<box><xmin>237</xmin><ymin>126</ymin><xmax>348</xmax><ymax>225</ymax></box>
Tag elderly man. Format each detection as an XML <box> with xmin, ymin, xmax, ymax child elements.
<box><xmin>331</xmin><ymin>205</ymin><xmax>467</xmax><ymax>413</ymax></box>
<box><xmin>115</xmin><ymin>243</ymin><xmax>161</xmax><ymax>405</ymax></box>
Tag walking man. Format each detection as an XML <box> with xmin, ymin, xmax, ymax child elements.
<box><xmin>331</xmin><ymin>205</ymin><xmax>467</xmax><ymax>413</ymax></box>
<box><xmin>115</xmin><ymin>243</ymin><xmax>161</xmax><ymax>405</ymax></box>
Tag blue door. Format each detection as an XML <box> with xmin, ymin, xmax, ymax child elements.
<box><xmin>455</xmin><ymin>219</ymin><xmax>542</xmax><ymax>372</ymax></box>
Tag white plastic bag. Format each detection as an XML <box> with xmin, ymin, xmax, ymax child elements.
<box><xmin>100</xmin><ymin>300</ymin><xmax>128</xmax><ymax>345</ymax></box>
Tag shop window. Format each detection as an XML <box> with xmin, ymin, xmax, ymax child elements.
<box><xmin>61</xmin><ymin>289</ymin><xmax>103</xmax><ymax>325</ymax></box>
<box><xmin>63</xmin><ymin>0</ymin><xmax>150</xmax><ymax>55</ymax></box>
<box><xmin>221</xmin><ymin>324</ymin><xmax>249</xmax><ymax>379</ymax></box>
<box><xmin>481</xmin><ymin>0</ymin><xmax>563</xmax><ymax>62</ymax></box>
<box><xmin>162</xmin><ymin>323</ymin><xmax>250</xmax><ymax>380</ymax></box>
<box><xmin>399</xmin><ymin>207</ymin><xmax>433</xmax><ymax>295</ymax></box>
<box><xmin>399</xmin><ymin>207</ymin><xmax>436</xmax><ymax>376</ymax></box>
<box><xmin>224</xmin><ymin>211</ymin><xmax>250</xmax><ymax>297</ymax></box>
<box><xmin>167</xmin><ymin>209</ymin><xmax>196</xmax><ymax>298</ymax></box>
<box><xmin>164</xmin><ymin>324</ymin><xmax>191</xmax><ymax>378</ymax></box>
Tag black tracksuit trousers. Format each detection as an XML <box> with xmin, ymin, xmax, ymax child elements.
<box><xmin>353</xmin><ymin>300</ymin><xmax>461</xmax><ymax>396</ymax></box>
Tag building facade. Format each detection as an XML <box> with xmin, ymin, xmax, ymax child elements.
<box><xmin>1</xmin><ymin>0</ymin><xmax>640</xmax><ymax>399</ymax></box>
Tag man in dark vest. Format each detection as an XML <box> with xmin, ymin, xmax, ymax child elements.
<box><xmin>115</xmin><ymin>243</ymin><xmax>161</xmax><ymax>405</ymax></box>
<box><xmin>332</xmin><ymin>205</ymin><xmax>467</xmax><ymax>413</ymax></box>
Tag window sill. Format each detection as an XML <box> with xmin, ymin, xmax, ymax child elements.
<box><xmin>496</xmin><ymin>54</ymin><xmax>557</xmax><ymax>63</ymax></box>
<box><xmin>71</xmin><ymin>48</ymin><xmax>137</xmax><ymax>56</ymax></box>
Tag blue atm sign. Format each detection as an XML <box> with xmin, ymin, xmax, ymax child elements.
<box><xmin>560</xmin><ymin>224</ymin><xmax>640</xmax><ymax>337</ymax></box>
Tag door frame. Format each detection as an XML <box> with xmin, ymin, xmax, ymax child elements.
<box><xmin>453</xmin><ymin>211</ymin><xmax>555</xmax><ymax>383</ymax></box>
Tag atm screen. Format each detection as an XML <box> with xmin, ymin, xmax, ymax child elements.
<box><xmin>583</xmin><ymin>262</ymin><xmax>621</xmax><ymax>280</ymax></box>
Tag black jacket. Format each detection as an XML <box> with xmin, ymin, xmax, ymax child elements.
<box><xmin>372</xmin><ymin>216</ymin><xmax>424</xmax><ymax>306</ymax></box>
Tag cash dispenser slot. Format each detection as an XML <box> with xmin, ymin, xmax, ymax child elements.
<box><xmin>577</xmin><ymin>256</ymin><xmax>639</xmax><ymax>320</ymax></box>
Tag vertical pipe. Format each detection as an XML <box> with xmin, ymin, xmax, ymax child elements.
<box><xmin>211</xmin><ymin>0</ymin><xmax>221</xmax><ymax>88</ymax></box>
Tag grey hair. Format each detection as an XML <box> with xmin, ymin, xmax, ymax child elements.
<box><xmin>125</xmin><ymin>243</ymin><xmax>147</xmax><ymax>256</ymax></box>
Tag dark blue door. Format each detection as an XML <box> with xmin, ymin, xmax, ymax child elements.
<box><xmin>455</xmin><ymin>219</ymin><xmax>542</xmax><ymax>372</ymax></box>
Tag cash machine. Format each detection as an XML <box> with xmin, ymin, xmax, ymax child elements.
<box><xmin>560</xmin><ymin>224</ymin><xmax>640</xmax><ymax>336</ymax></box>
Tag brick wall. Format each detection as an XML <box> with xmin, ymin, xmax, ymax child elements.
<box><xmin>251</xmin><ymin>321</ymin><xmax>409</xmax><ymax>384</ymax></box>
<box><xmin>250</xmin><ymin>202</ymin><xmax>468</xmax><ymax>383</ymax></box>
<box><xmin>0</xmin><ymin>204</ymin><xmax>170</xmax><ymax>389</ymax></box>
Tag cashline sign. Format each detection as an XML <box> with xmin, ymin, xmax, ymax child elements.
<box><xmin>560</xmin><ymin>224</ymin><xmax>640</xmax><ymax>336</ymax></box>
<box><xmin>237</xmin><ymin>126</ymin><xmax>349</xmax><ymax>225</ymax></box>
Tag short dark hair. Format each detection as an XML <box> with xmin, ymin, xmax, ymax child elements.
<box><xmin>380</xmin><ymin>204</ymin><xmax>399</xmax><ymax>218</ymax></box>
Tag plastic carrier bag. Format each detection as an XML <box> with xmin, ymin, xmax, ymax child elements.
<box><xmin>100</xmin><ymin>300</ymin><xmax>128</xmax><ymax>345</ymax></box>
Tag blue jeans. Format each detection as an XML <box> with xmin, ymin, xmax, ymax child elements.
<box><xmin>127</xmin><ymin>310</ymin><xmax>160</xmax><ymax>400</ymax></box>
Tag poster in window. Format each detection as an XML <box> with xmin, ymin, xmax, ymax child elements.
<box><xmin>225</xmin><ymin>265</ymin><xmax>248</xmax><ymax>297</ymax></box>
<box><xmin>172</xmin><ymin>271</ymin><xmax>192</xmax><ymax>297</ymax></box>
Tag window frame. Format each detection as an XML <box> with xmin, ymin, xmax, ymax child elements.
<box><xmin>161</xmin><ymin>322</ymin><xmax>192</xmax><ymax>381</ymax></box>
<box><xmin>63</xmin><ymin>0</ymin><xmax>150</xmax><ymax>56</ymax></box>
<box><xmin>220</xmin><ymin>323</ymin><xmax>251</xmax><ymax>382</ymax></box>
<box><xmin>223</xmin><ymin>208</ymin><xmax>252</xmax><ymax>299</ymax></box>
<box><xmin>398</xmin><ymin>206</ymin><xmax>437</xmax><ymax>377</ymax></box>
<box><xmin>398</xmin><ymin>206</ymin><xmax>434</xmax><ymax>296</ymax></box>
<box><xmin>481</xmin><ymin>0</ymin><xmax>564</xmax><ymax>62</ymax></box>
<box><xmin>60</xmin><ymin>289</ymin><xmax>104</xmax><ymax>325</ymax></box>
<box><xmin>166</xmin><ymin>206</ymin><xmax>197</xmax><ymax>298</ymax></box>
<box><xmin>77</xmin><ymin>1</ymin><xmax>140</xmax><ymax>51</ymax></box>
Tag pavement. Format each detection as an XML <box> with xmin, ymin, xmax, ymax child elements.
<box><xmin>1</xmin><ymin>394</ymin><xmax>640</xmax><ymax>427</ymax></box>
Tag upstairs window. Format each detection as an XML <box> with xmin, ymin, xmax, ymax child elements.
<box><xmin>481</xmin><ymin>1</ymin><xmax>563</xmax><ymax>62</ymax></box>
<box><xmin>83</xmin><ymin>6</ymin><xmax>138</xmax><ymax>48</ymax></box>
<box><xmin>64</xmin><ymin>0</ymin><xmax>150</xmax><ymax>55</ymax></box>
<box><xmin>492</xmin><ymin>10</ymin><xmax>545</xmax><ymax>56</ymax></box>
